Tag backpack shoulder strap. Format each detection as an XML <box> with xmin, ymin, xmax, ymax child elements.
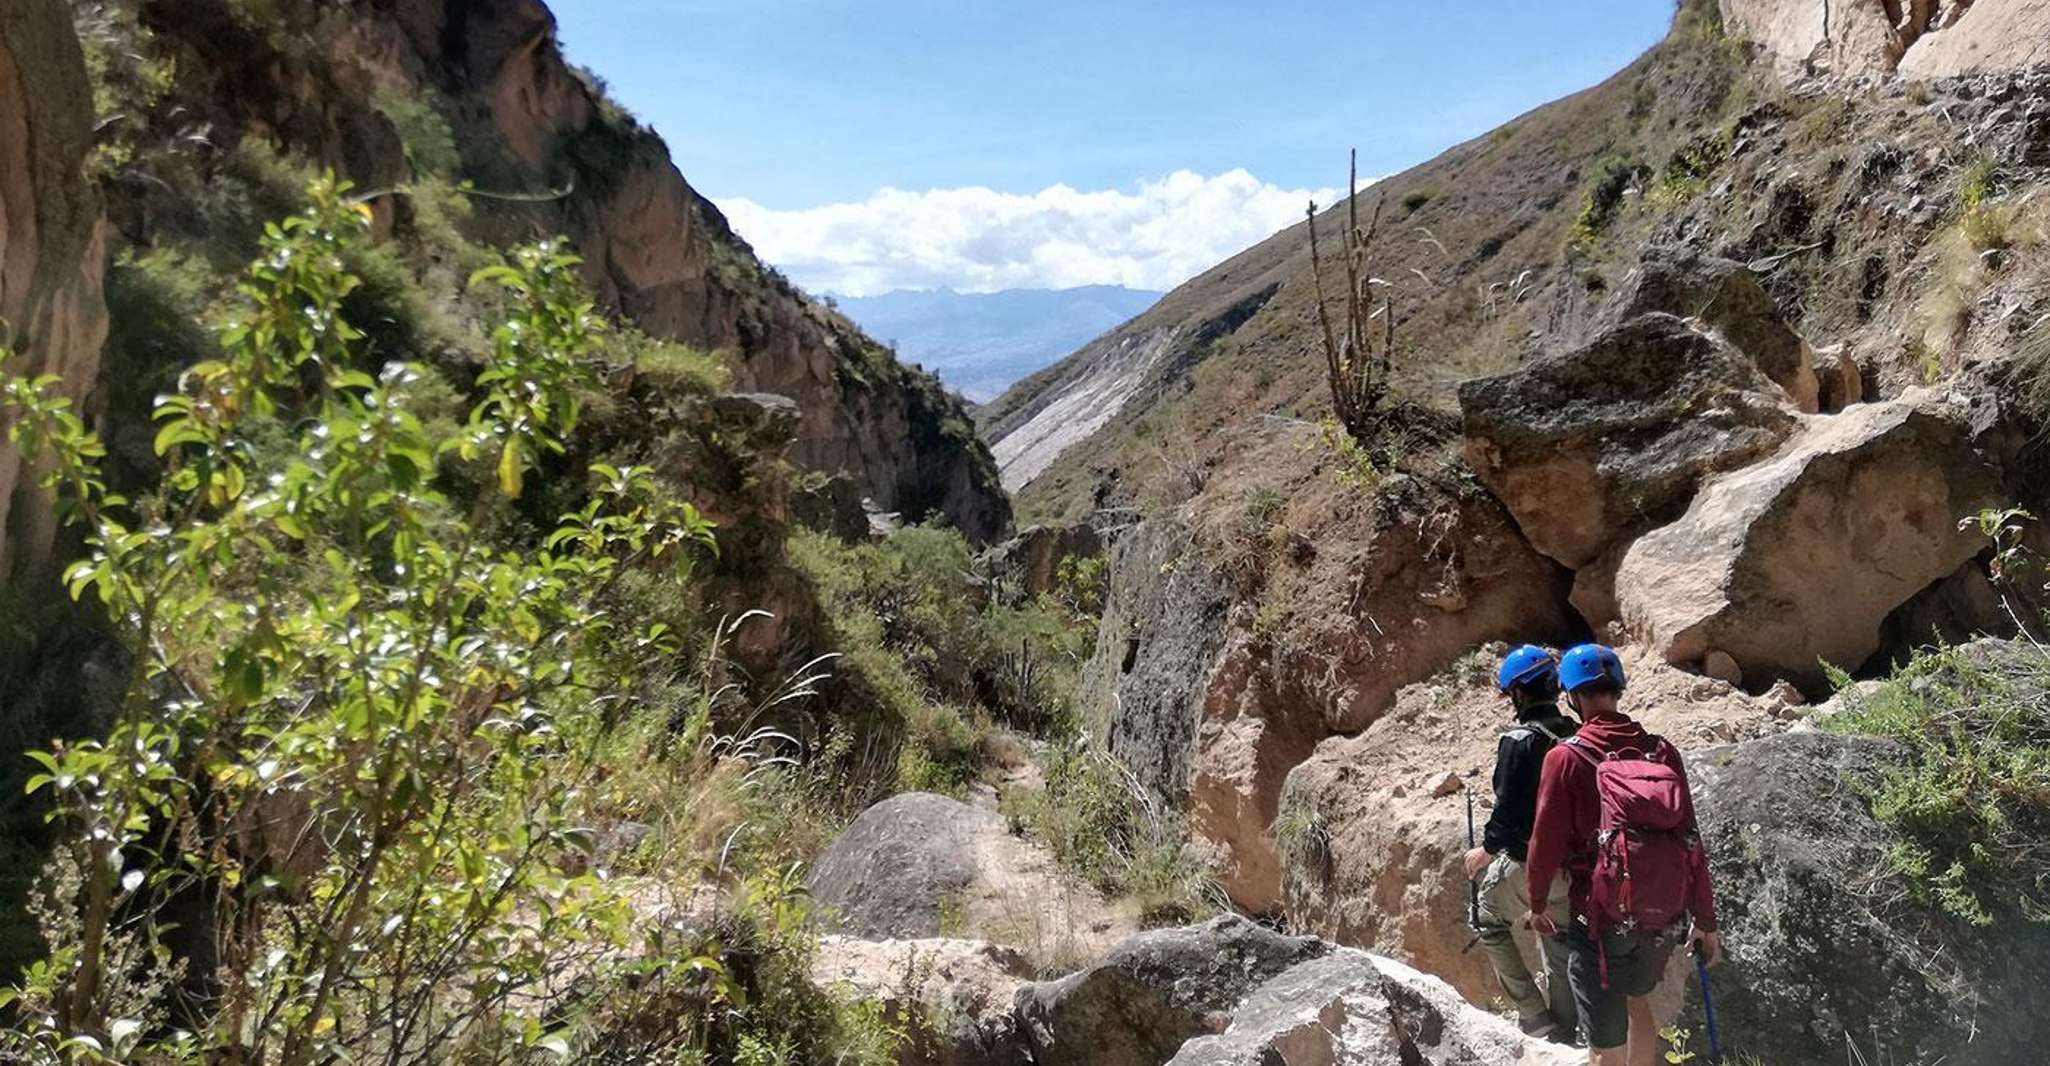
<box><xmin>1562</xmin><ymin>734</ymin><xmax>1601</xmax><ymax>769</ymax></box>
<box><xmin>1525</xmin><ymin>719</ymin><xmax>1566</xmax><ymax>744</ymax></box>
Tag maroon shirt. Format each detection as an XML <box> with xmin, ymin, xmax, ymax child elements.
<box><xmin>1524</xmin><ymin>712</ymin><xmax>1718</xmax><ymax>932</ymax></box>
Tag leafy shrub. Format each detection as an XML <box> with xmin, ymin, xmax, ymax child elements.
<box><xmin>1825</xmin><ymin>641</ymin><xmax>2050</xmax><ymax>926</ymax></box>
<box><xmin>1005</xmin><ymin>744</ymin><xmax>1213</xmax><ymax>925</ymax></box>
<box><xmin>0</xmin><ymin>179</ymin><xmax>901</xmax><ymax>1064</ymax></box>
<box><xmin>1568</xmin><ymin>154</ymin><xmax>1646</xmax><ymax>254</ymax></box>
<box><xmin>627</xmin><ymin>334</ymin><xmax>734</xmax><ymax>395</ymax></box>
<box><xmin>376</xmin><ymin>92</ymin><xmax>461</xmax><ymax>178</ymax></box>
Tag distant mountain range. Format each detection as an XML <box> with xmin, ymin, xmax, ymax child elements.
<box><xmin>833</xmin><ymin>286</ymin><xmax>1164</xmax><ymax>404</ymax></box>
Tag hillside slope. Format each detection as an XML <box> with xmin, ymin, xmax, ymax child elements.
<box><xmin>988</xmin><ymin>0</ymin><xmax>2050</xmax><ymax>523</ymax></box>
<box><xmin>82</xmin><ymin>0</ymin><xmax>1009</xmax><ymax>543</ymax></box>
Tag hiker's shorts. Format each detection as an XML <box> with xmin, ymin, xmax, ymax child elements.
<box><xmin>1566</xmin><ymin>921</ymin><xmax>1682</xmax><ymax>1049</ymax></box>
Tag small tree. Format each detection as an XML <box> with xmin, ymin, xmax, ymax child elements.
<box><xmin>1306</xmin><ymin>149</ymin><xmax>1393</xmax><ymax>446</ymax></box>
<box><xmin>0</xmin><ymin>178</ymin><xmax>722</xmax><ymax>1063</ymax></box>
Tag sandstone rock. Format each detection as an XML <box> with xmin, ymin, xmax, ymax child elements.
<box><xmin>1615</xmin><ymin>394</ymin><xmax>2004</xmax><ymax>693</ymax></box>
<box><xmin>1728</xmin><ymin>0</ymin><xmax>2050</xmax><ymax>80</ymax></box>
<box><xmin>1687</xmin><ymin>729</ymin><xmax>2050</xmax><ymax>1064</ymax></box>
<box><xmin>1426</xmin><ymin>771</ymin><xmax>1463</xmax><ymax>797</ymax></box>
<box><xmin>1098</xmin><ymin>482</ymin><xmax>1571</xmax><ymax>914</ymax></box>
<box><xmin>1813</xmin><ymin>344</ymin><xmax>1865</xmax><ymax>413</ymax></box>
<box><xmin>0</xmin><ymin>0</ymin><xmax>108</xmax><ymax>584</ymax></box>
<box><xmin>1167</xmin><ymin>949</ymin><xmax>1580</xmax><ymax>1066</ymax></box>
<box><xmin>1460</xmin><ymin>313</ymin><xmax>1799</xmax><ymax>569</ymax></box>
<box><xmin>811</xmin><ymin>937</ymin><xmax>1035</xmax><ymax>1066</ymax></box>
<box><xmin>1702</xmin><ymin>649</ymin><xmax>1744</xmax><ymax>688</ymax></box>
<box><xmin>806</xmin><ymin>792</ymin><xmax>1133</xmax><ymax>961</ymax></box>
<box><xmin>1600</xmin><ymin>249</ymin><xmax>1819</xmax><ymax>411</ymax></box>
<box><xmin>1013</xmin><ymin>914</ymin><xmax>1326</xmax><ymax>1066</ymax></box>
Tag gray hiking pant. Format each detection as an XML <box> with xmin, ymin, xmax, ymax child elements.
<box><xmin>1476</xmin><ymin>853</ymin><xmax>1576</xmax><ymax>1031</ymax></box>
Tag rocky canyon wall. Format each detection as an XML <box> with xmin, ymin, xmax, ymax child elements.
<box><xmin>0</xmin><ymin>0</ymin><xmax>109</xmax><ymax>584</ymax></box>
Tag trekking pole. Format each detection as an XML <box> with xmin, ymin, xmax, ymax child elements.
<box><xmin>1694</xmin><ymin>945</ymin><xmax>1723</xmax><ymax>1064</ymax></box>
<box><xmin>1462</xmin><ymin>791</ymin><xmax>1481</xmax><ymax>951</ymax></box>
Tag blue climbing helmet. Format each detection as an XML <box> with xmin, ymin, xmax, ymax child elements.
<box><xmin>1558</xmin><ymin>643</ymin><xmax>1627</xmax><ymax>694</ymax></box>
<box><xmin>1496</xmin><ymin>644</ymin><xmax>1557</xmax><ymax>694</ymax></box>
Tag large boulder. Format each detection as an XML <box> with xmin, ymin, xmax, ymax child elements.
<box><xmin>1614</xmin><ymin>393</ymin><xmax>2005</xmax><ymax>693</ymax></box>
<box><xmin>810</xmin><ymin>936</ymin><xmax>1036</xmax><ymax>1066</ymax></box>
<box><xmin>1460</xmin><ymin>313</ymin><xmax>1799</xmax><ymax>570</ymax></box>
<box><xmin>1167</xmin><ymin>949</ymin><xmax>1579</xmax><ymax>1066</ymax></box>
<box><xmin>1599</xmin><ymin>249</ymin><xmax>1819</xmax><ymax>412</ymax></box>
<box><xmin>1725</xmin><ymin>0</ymin><xmax>2050</xmax><ymax>79</ymax></box>
<box><xmin>1687</xmin><ymin>729</ymin><xmax>2050</xmax><ymax>1065</ymax></box>
<box><xmin>0</xmin><ymin>0</ymin><xmax>108</xmax><ymax>585</ymax></box>
<box><xmin>806</xmin><ymin>792</ymin><xmax>1133</xmax><ymax>961</ymax></box>
<box><xmin>1013</xmin><ymin>914</ymin><xmax>1326</xmax><ymax>1066</ymax></box>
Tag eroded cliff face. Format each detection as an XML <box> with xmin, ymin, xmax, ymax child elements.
<box><xmin>0</xmin><ymin>0</ymin><xmax>109</xmax><ymax>583</ymax></box>
<box><xmin>406</xmin><ymin>0</ymin><xmax>1010</xmax><ymax>541</ymax></box>
<box><xmin>1723</xmin><ymin>0</ymin><xmax>2050</xmax><ymax>78</ymax></box>
<box><xmin>127</xmin><ymin>0</ymin><xmax>1009</xmax><ymax>543</ymax></box>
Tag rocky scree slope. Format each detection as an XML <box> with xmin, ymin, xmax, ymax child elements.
<box><xmin>50</xmin><ymin>0</ymin><xmax>1008</xmax><ymax>548</ymax></box>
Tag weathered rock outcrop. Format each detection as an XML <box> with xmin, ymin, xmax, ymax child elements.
<box><xmin>1596</xmin><ymin>249</ymin><xmax>1819</xmax><ymax>412</ymax></box>
<box><xmin>806</xmin><ymin>792</ymin><xmax>1133</xmax><ymax>959</ymax></box>
<box><xmin>0</xmin><ymin>0</ymin><xmax>108</xmax><ymax>584</ymax></box>
<box><xmin>1087</xmin><ymin>480</ymin><xmax>1572</xmax><ymax>914</ymax></box>
<box><xmin>1688</xmin><ymin>728</ymin><xmax>2050</xmax><ymax>1065</ymax></box>
<box><xmin>1012</xmin><ymin>915</ymin><xmax>1326</xmax><ymax>1066</ymax></box>
<box><xmin>1614</xmin><ymin>393</ymin><xmax>2004</xmax><ymax>692</ymax></box>
<box><xmin>1725</xmin><ymin>0</ymin><xmax>2050</xmax><ymax>79</ymax></box>
<box><xmin>982</xmin><ymin>522</ymin><xmax>1107</xmax><ymax>599</ymax></box>
<box><xmin>1167</xmin><ymin>950</ymin><xmax>1579</xmax><ymax>1066</ymax></box>
<box><xmin>120</xmin><ymin>0</ymin><xmax>1009</xmax><ymax>543</ymax></box>
<box><xmin>1460</xmin><ymin>313</ymin><xmax>1799</xmax><ymax>570</ymax></box>
<box><xmin>440</xmin><ymin>2</ymin><xmax>1011</xmax><ymax>541</ymax></box>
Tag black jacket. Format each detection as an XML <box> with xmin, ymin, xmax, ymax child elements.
<box><xmin>1483</xmin><ymin>708</ymin><xmax>1578</xmax><ymax>863</ymax></box>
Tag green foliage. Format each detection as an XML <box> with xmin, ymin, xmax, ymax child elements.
<box><xmin>1318</xmin><ymin>417</ymin><xmax>1381</xmax><ymax>490</ymax></box>
<box><xmin>0</xmin><ymin>177</ymin><xmax>777</xmax><ymax>1064</ymax></box>
<box><xmin>1568</xmin><ymin>154</ymin><xmax>1646</xmax><ymax>255</ymax></box>
<box><xmin>1004</xmin><ymin>744</ymin><xmax>1213</xmax><ymax>925</ymax></box>
<box><xmin>790</xmin><ymin>525</ymin><xmax>1100</xmax><ymax>777</ymax></box>
<box><xmin>376</xmin><ymin>92</ymin><xmax>462</xmax><ymax>178</ymax></box>
<box><xmin>627</xmin><ymin>334</ymin><xmax>734</xmax><ymax>395</ymax></box>
<box><xmin>1648</xmin><ymin>132</ymin><xmax>1730</xmax><ymax>210</ymax></box>
<box><xmin>1958</xmin><ymin>155</ymin><xmax>2011</xmax><ymax>251</ymax></box>
<box><xmin>1825</xmin><ymin>639</ymin><xmax>2050</xmax><ymax>927</ymax></box>
<box><xmin>1272</xmin><ymin>788</ymin><xmax>1330</xmax><ymax>878</ymax></box>
<box><xmin>1400</xmin><ymin>187</ymin><xmax>1436</xmax><ymax>214</ymax></box>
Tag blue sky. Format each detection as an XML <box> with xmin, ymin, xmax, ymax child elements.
<box><xmin>546</xmin><ymin>1</ymin><xmax>1675</xmax><ymax>294</ymax></box>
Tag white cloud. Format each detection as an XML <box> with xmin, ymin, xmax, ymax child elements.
<box><xmin>715</xmin><ymin>169</ymin><xmax>1346</xmax><ymax>297</ymax></box>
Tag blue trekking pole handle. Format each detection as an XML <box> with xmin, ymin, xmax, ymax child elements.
<box><xmin>1694</xmin><ymin>948</ymin><xmax>1723</xmax><ymax>1064</ymax></box>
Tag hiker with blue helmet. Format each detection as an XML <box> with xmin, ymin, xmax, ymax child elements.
<box><xmin>1463</xmin><ymin>644</ymin><xmax>1579</xmax><ymax>1041</ymax></box>
<box><xmin>1525</xmin><ymin>644</ymin><xmax>1722</xmax><ymax>1066</ymax></box>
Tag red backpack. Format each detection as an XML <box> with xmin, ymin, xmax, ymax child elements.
<box><xmin>1564</xmin><ymin>734</ymin><xmax>1700</xmax><ymax>938</ymax></box>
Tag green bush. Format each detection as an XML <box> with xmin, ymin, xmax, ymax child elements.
<box><xmin>1825</xmin><ymin>641</ymin><xmax>2050</xmax><ymax>926</ymax></box>
<box><xmin>1005</xmin><ymin>744</ymin><xmax>1214</xmax><ymax>925</ymax></box>
<box><xmin>376</xmin><ymin>92</ymin><xmax>462</xmax><ymax>178</ymax></box>
<box><xmin>1568</xmin><ymin>154</ymin><xmax>1646</xmax><ymax>254</ymax></box>
<box><xmin>0</xmin><ymin>178</ymin><xmax>912</xmax><ymax>1064</ymax></box>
